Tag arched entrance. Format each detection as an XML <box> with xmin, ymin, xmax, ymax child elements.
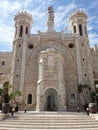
<box><xmin>44</xmin><ymin>88</ymin><xmax>58</xmax><ymax>111</ymax></box>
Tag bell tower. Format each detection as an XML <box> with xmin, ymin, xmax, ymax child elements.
<box><xmin>69</xmin><ymin>9</ymin><xmax>95</xmax><ymax>105</ymax></box>
<box><xmin>14</xmin><ymin>11</ymin><xmax>32</xmax><ymax>39</ymax></box>
<box><xmin>11</xmin><ymin>11</ymin><xmax>32</xmax><ymax>104</ymax></box>
<box><xmin>69</xmin><ymin>8</ymin><xmax>88</xmax><ymax>37</ymax></box>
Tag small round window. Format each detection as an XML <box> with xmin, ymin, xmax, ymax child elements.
<box><xmin>28</xmin><ymin>44</ymin><xmax>34</xmax><ymax>49</ymax></box>
<box><xmin>68</xmin><ymin>43</ymin><xmax>74</xmax><ymax>48</ymax></box>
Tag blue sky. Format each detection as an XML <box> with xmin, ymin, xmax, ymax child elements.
<box><xmin>0</xmin><ymin>0</ymin><xmax>98</xmax><ymax>51</ymax></box>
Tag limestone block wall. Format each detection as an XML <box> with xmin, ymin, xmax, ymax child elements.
<box><xmin>20</xmin><ymin>32</ymin><xmax>80</xmax><ymax>110</ymax></box>
<box><xmin>0</xmin><ymin>52</ymin><xmax>12</xmax><ymax>86</ymax></box>
<box><xmin>91</xmin><ymin>48</ymin><xmax>98</xmax><ymax>81</ymax></box>
<box><xmin>12</xmin><ymin>39</ymin><xmax>23</xmax><ymax>91</ymax></box>
<box><xmin>75</xmin><ymin>37</ymin><xmax>94</xmax><ymax>89</ymax></box>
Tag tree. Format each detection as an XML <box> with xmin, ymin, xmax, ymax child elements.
<box><xmin>77</xmin><ymin>83</ymin><xmax>91</xmax><ymax>105</ymax></box>
<box><xmin>1</xmin><ymin>84</ymin><xmax>21</xmax><ymax>113</ymax></box>
<box><xmin>90</xmin><ymin>91</ymin><xmax>96</xmax><ymax>103</ymax></box>
<box><xmin>77</xmin><ymin>83</ymin><xmax>83</xmax><ymax>93</ymax></box>
<box><xmin>2</xmin><ymin>84</ymin><xmax>12</xmax><ymax>103</ymax></box>
<box><xmin>9</xmin><ymin>90</ymin><xmax>22</xmax><ymax>102</ymax></box>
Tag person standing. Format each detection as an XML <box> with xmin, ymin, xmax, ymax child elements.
<box><xmin>24</xmin><ymin>108</ymin><xmax>26</xmax><ymax>113</ymax></box>
<box><xmin>77</xmin><ymin>107</ymin><xmax>80</xmax><ymax>112</ymax></box>
<box><xmin>11</xmin><ymin>107</ymin><xmax>15</xmax><ymax>116</ymax></box>
<box><xmin>86</xmin><ymin>107</ymin><xmax>89</xmax><ymax>115</ymax></box>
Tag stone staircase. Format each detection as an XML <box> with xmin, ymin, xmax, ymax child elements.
<box><xmin>0</xmin><ymin>111</ymin><xmax>98</xmax><ymax>130</ymax></box>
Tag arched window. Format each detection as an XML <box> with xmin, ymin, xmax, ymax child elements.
<box><xmin>73</xmin><ymin>25</ymin><xmax>76</xmax><ymax>33</ymax></box>
<box><xmin>25</xmin><ymin>27</ymin><xmax>28</xmax><ymax>34</ymax></box>
<box><xmin>71</xmin><ymin>93</ymin><xmax>75</xmax><ymax>104</ymax></box>
<box><xmin>27</xmin><ymin>94</ymin><xmax>32</xmax><ymax>104</ymax></box>
<box><xmin>19</xmin><ymin>25</ymin><xmax>23</xmax><ymax>37</ymax></box>
<box><xmin>79</xmin><ymin>24</ymin><xmax>83</xmax><ymax>36</ymax></box>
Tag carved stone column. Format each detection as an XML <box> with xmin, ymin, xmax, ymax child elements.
<box><xmin>58</xmin><ymin>56</ymin><xmax>66</xmax><ymax>111</ymax></box>
<box><xmin>36</xmin><ymin>56</ymin><xmax>44</xmax><ymax>111</ymax></box>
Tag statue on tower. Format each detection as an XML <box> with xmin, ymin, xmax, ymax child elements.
<box><xmin>48</xmin><ymin>6</ymin><xmax>54</xmax><ymax>21</ymax></box>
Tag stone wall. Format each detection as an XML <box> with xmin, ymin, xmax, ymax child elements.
<box><xmin>0</xmin><ymin>52</ymin><xmax>12</xmax><ymax>86</ymax></box>
<box><xmin>91</xmin><ymin>47</ymin><xmax>98</xmax><ymax>83</ymax></box>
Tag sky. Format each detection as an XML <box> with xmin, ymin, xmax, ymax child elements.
<box><xmin>0</xmin><ymin>0</ymin><xmax>98</xmax><ymax>52</ymax></box>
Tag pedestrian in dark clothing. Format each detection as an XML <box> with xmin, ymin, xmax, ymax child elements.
<box><xmin>11</xmin><ymin>107</ymin><xmax>15</xmax><ymax>116</ymax></box>
<box><xmin>86</xmin><ymin>107</ymin><xmax>89</xmax><ymax>115</ymax></box>
<box><xmin>15</xmin><ymin>105</ymin><xmax>18</xmax><ymax>112</ymax></box>
<box><xmin>77</xmin><ymin>107</ymin><xmax>80</xmax><ymax>112</ymax></box>
<box><xmin>24</xmin><ymin>108</ymin><xmax>26</xmax><ymax>113</ymax></box>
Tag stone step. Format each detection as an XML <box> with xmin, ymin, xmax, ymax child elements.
<box><xmin>13</xmin><ymin>117</ymin><xmax>92</xmax><ymax>120</ymax></box>
<box><xmin>0</xmin><ymin>128</ymin><xmax>98</xmax><ymax>130</ymax></box>
<box><xmin>1</xmin><ymin>124</ymin><xmax>98</xmax><ymax>129</ymax></box>
<box><xmin>1</xmin><ymin>121</ymin><xmax>98</xmax><ymax>125</ymax></box>
<box><xmin>17</xmin><ymin>111</ymin><xmax>86</xmax><ymax>115</ymax></box>
<box><xmin>3</xmin><ymin>119</ymin><xmax>97</xmax><ymax>123</ymax></box>
<box><xmin>0</xmin><ymin>112</ymin><xmax>98</xmax><ymax>130</ymax></box>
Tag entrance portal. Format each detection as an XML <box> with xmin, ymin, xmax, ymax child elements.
<box><xmin>47</xmin><ymin>95</ymin><xmax>55</xmax><ymax>111</ymax></box>
<box><xmin>44</xmin><ymin>88</ymin><xmax>58</xmax><ymax>111</ymax></box>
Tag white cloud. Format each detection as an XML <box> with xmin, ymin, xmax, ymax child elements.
<box><xmin>87</xmin><ymin>24</ymin><xmax>93</xmax><ymax>31</ymax></box>
<box><xmin>24</xmin><ymin>0</ymin><xmax>33</xmax><ymax>8</ymax></box>
<box><xmin>0</xmin><ymin>0</ymin><xmax>21</xmax><ymax>18</ymax></box>
<box><xmin>89</xmin><ymin>33</ymin><xmax>98</xmax><ymax>47</ymax></box>
<box><xmin>0</xmin><ymin>21</ymin><xmax>14</xmax><ymax>42</ymax></box>
<box><xmin>90</xmin><ymin>0</ymin><xmax>98</xmax><ymax>8</ymax></box>
<box><xmin>88</xmin><ymin>16</ymin><xmax>96</xmax><ymax>22</ymax></box>
<box><xmin>55</xmin><ymin>3</ymin><xmax>76</xmax><ymax>31</ymax></box>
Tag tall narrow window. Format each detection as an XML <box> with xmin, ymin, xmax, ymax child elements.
<box><xmin>27</xmin><ymin>94</ymin><xmax>32</xmax><ymax>104</ymax></box>
<box><xmin>79</xmin><ymin>24</ymin><xmax>83</xmax><ymax>36</ymax></box>
<box><xmin>19</xmin><ymin>25</ymin><xmax>23</xmax><ymax>37</ymax></box>
<box><xmin>73</xmin><ymin>25</ymin><xmax>76</xmax><ymax>33</ymax></box>
<box><xmin>26</xmin><ymin>27</ymin><xmax>28</xmax><ymax>34</ymax></box>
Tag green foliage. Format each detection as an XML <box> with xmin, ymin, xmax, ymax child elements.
<box><xmin>77</xmin><ymin>83</ymin><xmax>91</xmax><ymax>93</ymax></box>
<box><xmin>3</xmin><ymin>84</ymin><xmax>12</xmax><ymax>89</ymax></box>
<box><xmin>90</xmin><ymin>91</ymin><xmax>96</xmax><ymax>103</ymax></box>
<box><xmin>3</xmin><ymin>93</ymin><xmax>10</xmax><ymax>103</ymax></box>
<box><xmin>77</xmin><ymin>84</ymin><xmax>83</xmax><ymax>93</ymax></box>
<box><xmin>15</xmin><ymin>90</ymin><xmax>22</xmax><ymax>96</ymax></box>
<box><xmin>95</xmin><ymin>88</ymin><xmax>98</xmax><ymax>93</ymax></box>
<box><xmin>0</xmin><ymin>84</ymin><xmax>22</xmax><ymax>103</ymax></box>
<box><xmin>0</xmin><ymin>88</ymin><xmax>4</xmax><ymax>96</ymax></box>
<box><xmin>9</xmin><ymin>90</ymin><xmax>22</xmax><ymax>101</ymax></box>
<box><xmin>9</xmin><ymin>93</ymin><xmax>16</xmax><ymax>100</ymax></box>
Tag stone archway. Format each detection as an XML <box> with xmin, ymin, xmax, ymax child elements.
<box><xmin>44</xmin><ymin>88</ymin><xmax>58</xmax><ymax>111</ymax></box>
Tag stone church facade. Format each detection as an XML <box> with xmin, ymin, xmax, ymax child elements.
<box><xmin>0</xmin><ymin>6</ymin><xmax>98</xmax><ymax>111</ymax></box>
